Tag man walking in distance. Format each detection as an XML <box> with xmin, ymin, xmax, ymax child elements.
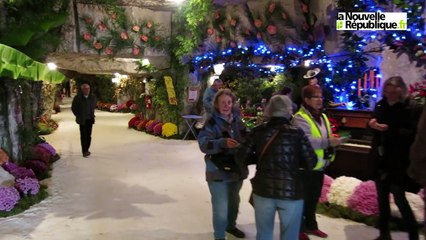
<box><xmin>196</xmin><ymin>79</ymin><xmax>223</xmax><ymax>129</ymax></box>
<box><xmin>72</xmin><ymin>83</ymin><xmax>96</xmax><ymax>157</ymax></box>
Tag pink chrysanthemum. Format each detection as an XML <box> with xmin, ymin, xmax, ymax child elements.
<box><xmin>153</xmin><ymin>123</ymin><xmax>163</xmax><ymax>135</ymax></box>
<box><xmin>418</xmin><ymin>188</ymin><xmax>424</xmax><ymax>199</ymax></box>
<box><xmin>136</xmin><ymin>121</ymin><xmax>146</xmax><ymax>131</ymax></box>
<box><xmin>347</xmin><ymin>180</ymin><xmax>379</xmax><ymax>216</ymax></box>
<box><xmin>319</xmin><ymin>174</ymin><xmax>334</xmax><ymax>203</ymax></box>
<box><xmin>138</xmin><ymin>120</ymin><xmax>151</xmax><ymax>131</ymax></box>
<box><xmin>24</xmin><ymin>160</ymin><xmax>48</xmax><ymax>175</ymax></box>
<box><xmin>117</xmin><ymin>103</ymin><xmax>127</xmax><ymax>111</ymax></box>
<box><xmin>125</xmin><ymin>100</ymin><xmax>135</xmax><ymax>108</ymax></box>
<box><xmin>146</xmin><ymin>121</ymin><xmax>159</xmax><ymax>133</ymax></box>
<box><xmin>37</xmin><ymin>143</ymin><xmax>56</xmax><ymax>156</ymax></box>
<box><xmin>32</xmin><ymin>145</ymin><xmax>51</xmax><ymax>164</ymax></box>
<box><xmin>109</xmin><ymin>104</ymin><xmax>118</xmax><ymax>112</ymax></box>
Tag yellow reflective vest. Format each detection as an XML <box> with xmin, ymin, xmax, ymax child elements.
<box><xmin>294</xmin><ymin>108</ymin><xmax>335</xmax><ymax>170</ymax></box>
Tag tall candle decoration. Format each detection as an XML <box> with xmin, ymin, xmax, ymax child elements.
<box><xmin>369</xmin><ymin>70</ymin><xmax>375</xmax><ymax>90</ymax></box>
<box><xmin>357</xmin><ymin>78</ymin><xmax>361</xmax><ymax>96</ymax></box>
<box><xmin>377</xmin><ymin>77</ymin><xmax>382</xmax><ymax>99</ymax></box>
<box><xmin>364</xmin><ymin>73</ymin><xmax>367</xmax><ymax>90</ymax></box>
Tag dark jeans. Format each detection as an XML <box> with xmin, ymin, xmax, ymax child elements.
<box><xmin>207</xmin><ymin>180</ymin><xmax>243</xmax><ymax>239</ymax></box>
<box><xmin>79</xmin><ymin>119</ymin><xmax>93</xmax><ymax>153</ymax></box>
<box><xmin>301</xmin><ymin>170</ymin><xmax>324</xmax><ymax>231</ymax></box>
<box><xmin>375</xmin><ymin>178</ymin><xmax>419</xmax><ymax>240</ymax></box>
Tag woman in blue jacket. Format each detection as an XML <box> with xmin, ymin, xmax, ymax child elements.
<box><xmin>198</xmin><ymin>88</ymin><xmax>248</xmax><ymax>240</ymax></box>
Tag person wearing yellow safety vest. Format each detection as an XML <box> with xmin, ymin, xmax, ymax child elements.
<box><xmin>292</xmin><ymin>85</ymin><xmax>343</xmax><ymax>240</ymax></box>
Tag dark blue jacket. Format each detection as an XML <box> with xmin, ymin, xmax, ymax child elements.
<box><xmin>198</xmin><ymin>111</ymin><xmax>248</xmax><ymax>182</ymax></box>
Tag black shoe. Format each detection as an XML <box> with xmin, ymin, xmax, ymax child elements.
<box><xmin>83</xmin><ymin>151</ymin><xmax>90</xmax><ymax>157</ymax></box>
<box><xmin>226</xmin><ymin>228</ymin><xmax>245</xmax><ymax>238</ymax></box>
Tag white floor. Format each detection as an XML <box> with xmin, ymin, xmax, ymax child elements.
<box><xmin>0</xmin><ymin>98</ymin><xmax>423</xmax><ymax>240</ymax></box>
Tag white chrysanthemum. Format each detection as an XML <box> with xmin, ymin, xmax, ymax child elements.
<box><xmin>327</xmin><ymin>176</ymin><xmax>362</xmax><ymax>207</ymax></box>
<box><xmin>390</xmin><ymin>192</ymin><xmax>424</xmax><ymax>223</ymax></box>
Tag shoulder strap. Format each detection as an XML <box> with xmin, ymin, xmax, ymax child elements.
<box><xmin>258</xmin><ymin>124</ymin><xmax>287</xmax><ymax>161</ymax></box>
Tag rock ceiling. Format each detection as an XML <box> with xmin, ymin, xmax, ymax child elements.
<box><xmin>46</xmin><ymin>53</ymin><xmax>170</xmax><ymax>76</ymax></box>
<box><xmin>52</xmin><ymin>0</ymin><xmax>253</xmax><ymax>77</ymax></box>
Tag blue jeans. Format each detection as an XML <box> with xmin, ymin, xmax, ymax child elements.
<box><xmin>253</xmin><ymin>194</ymin><xmax>303</xmax><ymax>240</ymax></box>
<box><xmin>207</xmin><ymin>180</ymin><xmax>243</xmax><ymax>239</ymax></box>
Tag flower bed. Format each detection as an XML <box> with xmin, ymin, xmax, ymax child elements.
<box><xmin>0</xmin><ymin>141</ymin><xmax>59</xmax><ymax>217</ymax></box>
<box><xmin>97</xmin><ymin>100</ymin><xmax>138</xmax><ymax>113</ymax></box>
<box><xmin>127</xmin><ymin>115</ymin><xmax>178</xmax><ymax>139</ymax></box>
<box><xmin>318</xmin><ymin>175</ymin><xmax>424</xmax><ymax>229</ymax></box>
<box><xmin>37</xmin><ymin>116</ymin><xmax>59</xmax><ymax>135</ymax></box>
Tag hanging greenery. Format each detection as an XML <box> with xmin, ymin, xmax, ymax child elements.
<box><xmin>0</xmin><ymin>0</ymin><xmax>69</xmax><ymax>61</ymax></box>
<box><xmin>147</xmin><ymin>73</ymin><xmax>187</xmax><ymax>124</ymax></box>
<box><xmin>0</xmin><ymin>44</ymin><xmax>65</xmax><ymax>83</ymax></box>
<box><xmin>173</xmin><ymin>0</ymin><xmax>213</xmax><ymax>63</ymax></box>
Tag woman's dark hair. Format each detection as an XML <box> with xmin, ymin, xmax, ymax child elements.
<box><xmin>382</xmin><ymin>76</ymin><xmax>408</xmax><ymax>100</ymax></box>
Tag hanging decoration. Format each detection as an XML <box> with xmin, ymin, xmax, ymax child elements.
<box><xmin>164</xmin><ymin>76</ymin><xmax>177</xmax><ymax>105</ymax></box>
<box><xmin>189</xmin><ymin>0</ymin><xmax>425</xmax><ymax>110</ymax></box>
<box><xmin>79</xmin><ymin>7</ymin><xmax>169</xmax><ymax>57</ymax></box>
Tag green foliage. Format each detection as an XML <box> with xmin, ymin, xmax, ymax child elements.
<box><xmin>173</xmin><ymin>0</ymin><xmax>213</xmax><ymax>63</ymax></box>
<box><xmin>0</xmin><ymin>0</ymin><xmax>69</xmax><ymax>61</ymax></box>
<box><xmin>94</xmin><ymin>75</ymin><xmax>115</xmax><ymax>103</ymax></box>
<box><xmin>135</xmin><ymin>61</ymin><xmax>157</xmax><ymax>73</ymax></box>
<box><xmin>220</xmin><ymin>65</ymin><xmax>283</xmax><ymax>103</ymax></box>
<box><xmin>241</xmin><ymin>117</ymin><xmax>257</xmax><ymax>130</ymax></box>
<box><xmin>149</xmin><ymin>73</ymin><xmax>187</xmax><ymax>124</ymax></box>
<box><xmin>115</xmin><ymin>77</ymin><xmax>144</xmax><ymax>102</ymax></box>
<box><xmin>37</xmin><ymin>123</ymin><xmax>51</xmax><ymax>135</ymax></box>
<box><xmin>0</xmin><ymin>44</ymin><xmax>66</xmax><ymax>83</ymax></box>
<box><xmin>74</xmin><ymin>75</ymin><xmax>116</xmax><ymax>102</ymax></box>
<box><xmin>0</xmin><ymin>185</ymin><xmax>49</xmax><ymax>218</ymax></box>
<box><xmin>317</xmin><ymin>202</ymin><xmax>378</xmax><ymax>227</ymax></box>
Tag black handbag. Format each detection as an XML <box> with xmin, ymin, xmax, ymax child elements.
<box><xmin>209</xmin><ymin>153</ymin><xmax>238</xmax><ymax>172</ymax></box>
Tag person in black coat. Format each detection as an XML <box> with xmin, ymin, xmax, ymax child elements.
<box><xmin>368</xmin><ymin>76</ymin><xmax>422</xmax><ymax>240</ymax></box>
<box><xmin>72</xmin><ymin>83</ymin><xmax>96</xmax><ymax>157</ymax></box>
<box><xmin>236</xmin><ymin>95</ymin><xmax>317</xmax><ymax>240</ymax></box>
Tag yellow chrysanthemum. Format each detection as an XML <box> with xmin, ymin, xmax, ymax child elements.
<box><xmin>162</xmin><ymin>122</ymin><xmax>178</xmax><ymax>137</ymax></box>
